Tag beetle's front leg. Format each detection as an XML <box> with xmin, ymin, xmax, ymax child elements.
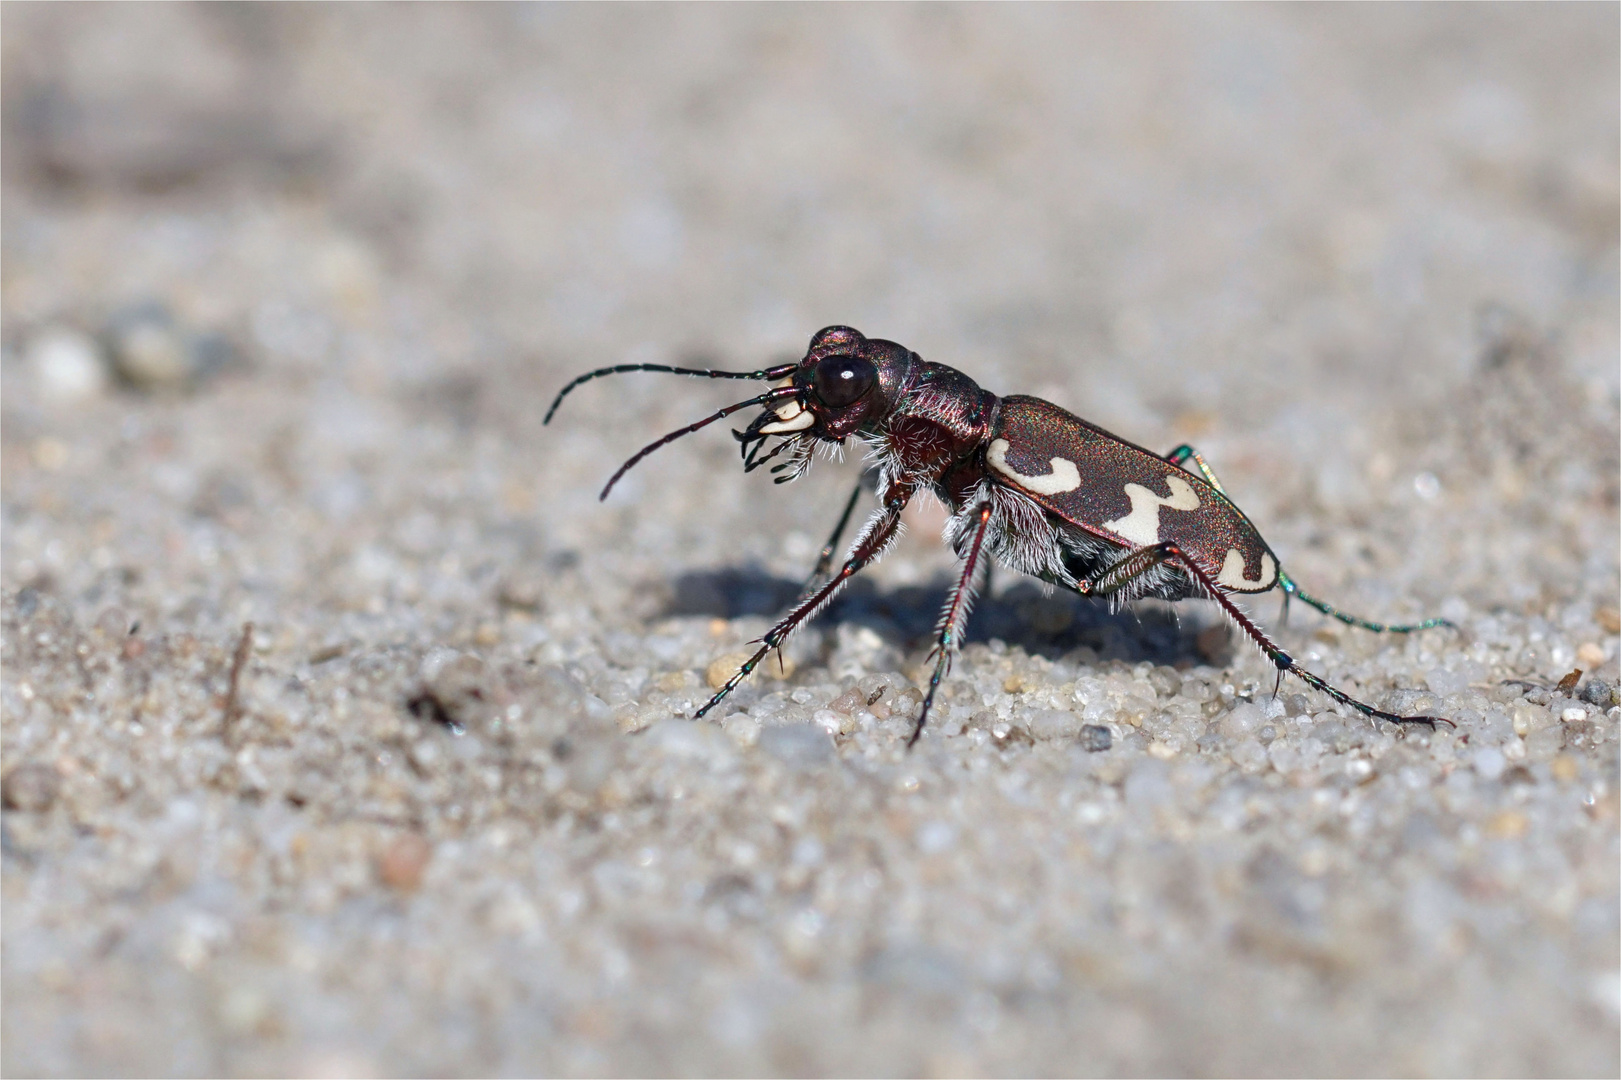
<box><xmin>696</xmin><ymin>482</ymin><xmax>915</xmax><ymax>720</ymax></box>
<box><xmin>910</xmin><ymin>500</ymin><xmax>994</xmax><ymax>747</ymax></box>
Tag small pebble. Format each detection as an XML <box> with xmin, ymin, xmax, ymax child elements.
<box><xmin>2</xmin><ymin>763</ymin><xmax>61</xmax><ymax>812</ymax></box>
<box><xmin>28</xmin><ymin>327</ymin><xmax>108</xmax><ymax>402</ymax></box>
<box><xmin>497</xmin><ymin>576</ymin><xmax>546</xmax><ymax>612</ymax></box>
<box><xmin>721</xmin><ymin>714</ymin><xmax>761</xmax><ymax>748</ymax></box>
<box><xmin>1029</xmin><ymin>709</ymin><xmax>1079</xmax><ymax>740</ymax></box>
<box><xmin>828</xmin><ymin>687</ymin><xmax>867</xmax><ymax>715</ymax></box>
<box><xmin>1598</xmin><ymin>607</ymin><xmax>1621</xmax><ymax>634</ymax></box>
<box><xmin>1230</xmin><ymin>739</ymin><xmax>1268</xmax><ymax>771</ymax></box>
<box><xmin>1579</xmin><ymin>679</ymin><xmax>1611</xmax><ymax>708</ymax></box>
<box><xmin>1485</xmin><ymin>810</ymin><xmax>1528</xmax><ymax>839</ymax></box>
<box><xmin>1472</xmin><ymin>745</ymin><xmax>1507</xmax><ymax>781</ymax></box>
<box><xmin>1561</xmin><ymin>707</ymin><xmax>1587</xmax><ymax>723</ymax></box>
<box><xmin>1078</xmin><ymin>724</ymin><xmax>1112</xmax><ymax>752</ymax></box>
<box><xmin>1524</xmin><ymin>725</ymin><xmax>1565</xmax><ymax>762</ymax></box>
<box><xmin>758</xmin><ymin>724</ymin><xmax>833</xmax><ymax>767</ymax></box>
<box><xmin>104</xmin><ymin>302</ymin><xmax>233</xmax><ymax>391</ymax></box>
<box><xmin>655</xmin><ymin>670</ymin><xmax>695</xmax><ymax>693</ymax></box>
<box><xmin>1576</xmin><ymin>642</ymin><xmax>1604</xmax><ymax>669</ymax></box>
<box><xmin>107</xmin><ymin>304</ymin><xmax>193</xmax><ymax>389</ymax></box>
<box><xmin>378</xmin><ymin>833</ymin><xmax>433</xmax><ymax>891</ymax></box>
<box><xmin>1220</xmin><ymin>702</ymin><xmax>1265</xmax><ymax>739</ymax></box>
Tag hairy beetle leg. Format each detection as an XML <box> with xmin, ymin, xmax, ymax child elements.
<box><xmin>696</xmin><ymin>488</ymin><xmax>911</xmax><ymax>721</ymax></box>
<box><xmin>1085</xmin><ymin>540</ymin><xmax>1452</xmax><ymax>729</ymax></box>
<box><xmin>910</xmin><ymin>500</ymin><xmax>994</xmax><ymax>747</ymax></box>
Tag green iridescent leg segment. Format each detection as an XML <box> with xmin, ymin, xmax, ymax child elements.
<box><xmin>1165</xmin><ymin>443</ymin><xmax>1228</xmax><ymax>495</ymax></box>
<box><xmin>1277</xmin><ymin>571</ymin><xmax>1455</xmax><ymax>634</ymax></box>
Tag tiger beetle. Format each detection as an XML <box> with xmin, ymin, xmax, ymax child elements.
<box><xmin>546</xmin><ymin>326</ymin><xmax>1454</xmax><ymax>746</ymax></box>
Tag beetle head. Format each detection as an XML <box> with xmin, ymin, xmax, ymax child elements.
<box><xmin>731</xmin><ymin>327</ymin><xmax>916</xmax><ymax>481</ymax></box>
<box><xmin>799</xmin><ymin>326</ymin><xmax>916</xmax><ymax>438</ymax></box>
<box><xmin>751</xmin><ymin>326</ymin><xmax>914</xmax><ymax>439</ymax></box>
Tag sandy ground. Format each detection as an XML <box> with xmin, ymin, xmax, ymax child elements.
<box><xmin>3</xmin><ymin>5</ymin><xmax>1618</xmax><ymax>1076</ymax></box>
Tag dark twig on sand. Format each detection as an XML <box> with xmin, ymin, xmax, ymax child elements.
<box><xmin>223</xmin><ymin>622</ymin><xmax>254</xmax><ymax>744</ymax></box>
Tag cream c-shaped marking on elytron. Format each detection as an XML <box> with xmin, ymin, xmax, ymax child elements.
<box><xmin>986</xmin><ymin>438</ymin><xmax>1081</xmax><ymax>495</ymax></box>
<box><xmin>1217</xmin><ymin>547</ymin><xmax>1277</xmax><ymax>591</ymax></box>
<box><xmin>1101</xmin><ymin>475</ymin><xmax>1201</xmax><ymax>546</ymax></box>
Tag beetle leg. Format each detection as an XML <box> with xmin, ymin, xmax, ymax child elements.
<box><xmin>910</xmin><ymin>500</ymin><xmax>994</xmax><ymax>747</ymax></box>
<box><xmin>696</xmin><ymin>484</ymin><xmax>914</xmax><ymax>720</ymax></box>
<box><xmin>1166</xmin><ymin>445</ymin><xmax>1452</xmax><ymax>635</ymax></box>
<box><xmin>1167</xmin><ymin>443</ymin><xmax>1302</xmax><ymax>622</ymax></box>
<box><xmin>1276</xmin><ymin>571</ymin><xmax>1455</xmax><ymax>634</ymax></box>
<box><xmin>1085</xmin><ymin>542</ymin><xmax>1450</xmax><ymax>729</ymax></box>
<box><xmin>1164</xmin><ymin>443</ymin><xmax>1229</xmax><ymax>495</ymax></box>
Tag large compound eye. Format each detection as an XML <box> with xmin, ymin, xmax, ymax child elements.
<box><xmin>812</xmin><ymin>354</ymin><xmax>877</xmax><ymax>409</ymax></box>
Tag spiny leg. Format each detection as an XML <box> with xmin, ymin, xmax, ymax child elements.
<box><xmin>1166</xmin><ymin>443</ymin><xmax>1452</xmax><ymax>635</ymax></box>
<box><xmin>696</xmin><ymin>485</ymin><xmax>913</xmax><ymax>721</ymax></box>
<box><xmin>911</xmin><ymin>501</ymin><xmax>993</xmax><ymax>747</ymax></box>
<box><xmin>1084</xmin><ymin>542</ymin><xmax>1450</xmax><ymax>728</ymax></box>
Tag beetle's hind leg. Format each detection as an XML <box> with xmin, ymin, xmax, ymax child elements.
<box><xmin>1165</xmin><ymin>444</ymin><xmax>1453</xmax><ymax>635</ymax></box>
<box><xmin>1082</xmin><ymin>542</ymin><xmax>1450</xmax><ymax>729</ymax></box>
<box><xmin>1276</xmin><ymin>571</ymin><xmax>1454</xmax><ymax>634</ymax></box>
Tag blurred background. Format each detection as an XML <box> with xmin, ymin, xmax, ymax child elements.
<box><xmin>4</xmin><ymin>5</ymin><xmax>1616</xmax><ymax>596</ymax></box>
<box><xmin>3</xmin><ymin>5</ymin><xmax>1617</xmax><ymax>1076</ymax></box>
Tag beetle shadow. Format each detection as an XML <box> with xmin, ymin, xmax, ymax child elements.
<box><xmin>663</xmin><ymin>565</ymin><xmax>1216</xmax><ymax>667</ymax></box>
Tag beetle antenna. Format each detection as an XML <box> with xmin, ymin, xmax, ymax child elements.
<box><xmin>546</xmin><ymin>362</ymin><xmax>800</xmax><ymax>425</ymax></box>
<box><xmin>599</xmin><ymin>387</ymin><xmax>799</xmax><ymax>500</ymax></box>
